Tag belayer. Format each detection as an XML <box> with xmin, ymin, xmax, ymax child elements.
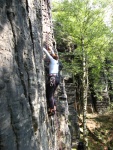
<box><xmin>43</xmin><ymin>46</ymin><xmax>60</xmax><ymax>116</ymax></box>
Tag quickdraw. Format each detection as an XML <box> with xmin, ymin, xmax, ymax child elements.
<box><xmin>50</xmin><ymin>76</ymin><xmax>55</xmax><ymax>86</ymax></box>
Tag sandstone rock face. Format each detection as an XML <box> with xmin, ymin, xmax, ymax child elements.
<box><xmin>65</xmin><ymin>83</ymin><xmax>80</xmax><ymax>146</ymax></box>
<box><xmin>57</xmin><ymin>77</ymin><xmax>71</xmax><ymax>150</ymax></box>
<box><xmin>0</xmin><ymin>0</ymin><xmax>71</xmax><ymax>150</ymax></box>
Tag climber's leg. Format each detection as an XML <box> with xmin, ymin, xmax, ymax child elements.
<box><xmin>46</xmin><ymin>83</ymin><xmax>54</xmax><ymax>109</ymax></box>
<box><xmin>53</xmin><ymin>76</ymin><xmax>60</xmax><ymax>94</ymax></box>
<box><xmin>46</xmin><ymin>76</ymin><xmax>60</xmax><ymax>116</ymax></box>
<box><xmin>52</xmin><ymin>76</ymin><xmax>60</xmax><ymax>110</ymax></box>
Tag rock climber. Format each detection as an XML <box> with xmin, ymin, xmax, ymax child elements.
<box><xmin>43</xmin><ymin>46</ymin><xmax>60</xmax><ymax>116</ymax></box>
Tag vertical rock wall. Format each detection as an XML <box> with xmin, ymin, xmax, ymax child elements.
<box><xmin>42</xmin><ymin>1</ymin><xmax>71</xmax><ymax>150</ymax></box>
<box><xmin>65</xmin><ymin>83</ymin><xmax>80</xmax><ymax>148</ymax></box>
<box><xmin>0</xmin><ymin>0</ymin><xmax>47</xmax><ymax>149</ymax></box>
<box><xmin>57</xmin><ymin>77</ymin><xmax>71</xmax><ymax>150</ymax></box>
<box><xmin>42</xmin><ymin>0</ymin><xmax>57</xmax><ymax>53</ymax></box>
<box><xmin>0</xmin><ymin>0</ymin><xmax>71</xmax><ymax>150</ymax></box>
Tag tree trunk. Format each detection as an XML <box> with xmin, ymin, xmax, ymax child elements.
<box><xmin>81</xmin><ymin>37</ymin><xmax>88</xmax><ymax>149</ymax></box>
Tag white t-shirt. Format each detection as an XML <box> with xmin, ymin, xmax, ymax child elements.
<box><xmin>43</xmin><ymin>48</ymin><xmax>59</xmax><ymax>74</ymax></box>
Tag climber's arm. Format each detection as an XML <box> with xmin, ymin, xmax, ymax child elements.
<box><xmin>43</xmin><ymin>48</ymin><xmax>53</xmax><ymax>60</ymax></box>
<box><xmin>47</xmin><ymin>46</ymin><xmax>55</xmax><ymax>55</ymax></box>
<box><xmin>50</xmin><ymin>48</ymin><xmax>55</xmax><ymax>55</ymax></box>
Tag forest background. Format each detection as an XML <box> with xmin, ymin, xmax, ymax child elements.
<box><xmin>52</xmin><ymin>0</ymin><xmax>113</xmax><ymax>149</ymax></box>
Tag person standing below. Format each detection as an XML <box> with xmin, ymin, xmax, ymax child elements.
<box><xmin>43</xmin><ymin>47</ymin><xmax>60</xmax><ymax>116</ymax></box>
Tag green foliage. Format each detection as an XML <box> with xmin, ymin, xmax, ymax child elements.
<box><xmin>52</xmin><ymin>0</ymin><xmax>113</xmax><ymax>97</ymax></box>
<box><xmin>52</xmin><ymin>1</ymin><xmax>113</xmax><ymax>148</ymax></box>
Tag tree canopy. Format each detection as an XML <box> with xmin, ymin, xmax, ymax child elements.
<box><xmin>52</xmin><ymin>0</ymin><xmax>113</xmax><ymax>94</ymax></box>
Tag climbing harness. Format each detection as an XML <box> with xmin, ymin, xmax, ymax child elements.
<box><xmin>50</xmin><ymin>76</ymin><xmax>55</xmax><ymax>86</ymax></box>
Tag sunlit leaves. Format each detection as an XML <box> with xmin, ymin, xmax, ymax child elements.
<box><xmin>52</xmin><ymin>0</ymin><xmax>113</xmax><ymax>88</ymax></box>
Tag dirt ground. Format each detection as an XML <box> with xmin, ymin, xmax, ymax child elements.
<box><xmin>85</xmin><ymin>113</ymin><xmax>113</xmax><ymax>149</ymax></box>
<box><xmin>71</xmin><ymin>111</ymin><xmax>113</xmax><ymax>150</ymax></box>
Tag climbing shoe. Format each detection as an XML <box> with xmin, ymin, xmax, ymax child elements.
<box><xmin>48</xmin><ymin>109</ymin><xmax>55</xmax><ymax>116</ymax></box>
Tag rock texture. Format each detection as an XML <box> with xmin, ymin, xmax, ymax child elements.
<box><xmin>0</xmin><ymin>0</ymin><xmax>71</xmax><ymax>150</ymax></box>
<box><xmin>57</xmin><ymin>77</ymin><xmax>71</xmax><ymax>150</ymax></box>
<box><xmin>65</xmin><ymin>83</ymin><xmax>80</xmax><ymax>147</ymax></box>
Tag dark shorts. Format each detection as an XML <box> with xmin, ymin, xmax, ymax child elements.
<box><xmin>46</xmin><ymin>75</ymin><xmax>60</xmax><ymax>109</ymax></box>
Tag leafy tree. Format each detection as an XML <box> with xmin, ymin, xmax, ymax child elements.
<box><xmin>52</xmin><ymin>0</ymin><xmax>113</xmax><ymax>148</ymax></box>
